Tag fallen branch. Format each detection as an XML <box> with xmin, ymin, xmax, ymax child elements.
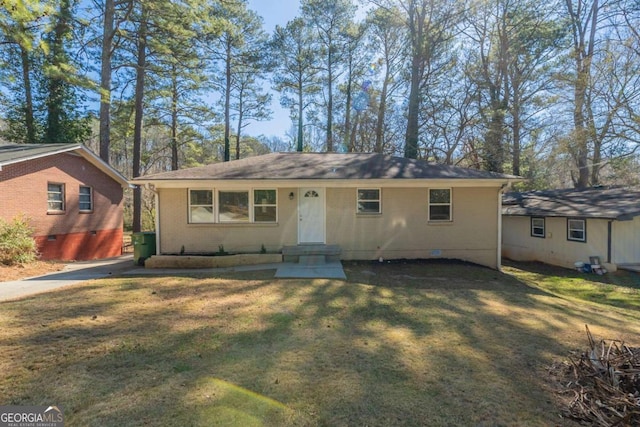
<box><xmin>554</xmin><ymin>325</ymin><xmax>640</xmax><ymax>426</ymax></box>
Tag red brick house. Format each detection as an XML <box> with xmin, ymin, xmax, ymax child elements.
<box><xmin>0</xmin><ymin>143</ymin><xmax>129</xmax><ymax>261</ymax></box>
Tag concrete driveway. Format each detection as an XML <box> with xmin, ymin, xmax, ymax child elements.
<box><xmin>0</xmin><ymin>255</ymin><xmax>138</xmax><ymax>302</ymax></box>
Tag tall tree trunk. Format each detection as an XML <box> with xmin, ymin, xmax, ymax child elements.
<box><xmin>170</xmin><ymin>69</ymin><xmax>179</xmax><ymax>170</ymax></box>
<box><xmin>349</xmin><ymin>112</ymin><xmax>359</xmax><ymax>152</ymax></box>
<box><xmin>405</xmin><ymin>3</ymin><xmax>422</xmax><ymax>159</ymax></box>
<box><xmin>326</xmin><ymin>58</ymin><xmax>333</xmax><ymax>152</ymax></box>
<box><xmin>235</xmin><ymin>89</ymin><xmax>244</xmax><ymax>160</ymax></box>
<box><xmin>512</xmin><ymin>102</ymin><xmax>521</xmax><ymax>176</ymax></box>
<box><xmin>375</xmin><ymin>63</ymin><xmax>390</xmax><ymax>154</ymax></box>
<box><xmin>19</xmin><ymin>44</ymin><xmax>36</xmax><ymax>144</ymax></box>
<box><xmin>45</xmin><ymin>0</ymin><xmax>71</xmax><ymax>144</ymax></box>
<box><xmin>132</xmin><ymin>9</ymin><xmax>147</xmax><ymax>232</ymax></box>
<box><xmin>297</xmin><ymin>72</ymin><xmax>303</xmax><ymax>152</ymax></box>
<box><xmin>343</xmin><ymin>63</ymin><xmax>352</xmax><ymax>153</ymax></box>
<box><xmin>223</xmin><ymin>36</ymin><xmax>231</xmax><ymax>162</ymax></box>
<box><xmin>99</xmin><ymin>0</ymin><xmax>115</xmax><ymax>162</ymax></box>
<box><xmin>566</xmin><ymin>0</ymin><xmax>599</xmax><ymax>188</ymax></box>
<box><xmin>573</xmin><ymin>72</ymin><xmax>589</xmax><ymax>188</ymax></box>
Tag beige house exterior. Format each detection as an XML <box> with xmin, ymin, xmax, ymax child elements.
<box><xmin>132</xmin><ymin>153</ymin><xmax>520</xmax><ymax>269</ymax></box>
<box><xmin>502</xmin><ymin>187</ymin><xmax>640</xmax><ymax>271</ymax></box>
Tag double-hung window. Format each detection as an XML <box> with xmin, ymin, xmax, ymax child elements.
<box><xmin>531</xmin><ymin>217</ymin><xmax>545</xmax><ymax>238</ymax></box>
<box><xmin>79</xmin><ymin>186</ymin><xmax>93</xmax><ymax>212</ymax></box>
<box><xmin>567</xmin><ymin>218</ymin><xmax>586</xmax><ymax>242</ymax></box>
<box><xmin>47</xmin><ymin>183</ymin><xmax>65</xmax><ymax>212</ymax></box>
<box><xmin>357</xmin><ymin>189</ymin><xmax>381</xmax><ymax>214</ymax></box>
<box><xmin>428</xmin><ymin>189</ymin><xmax>452</xmax><ymax>221</ymax></box>
<box><xmin>189</xmin><ymin>189</ymin><xmax>214</xmax><ymax>223</ymax></box>
<box><xmin>254</xmin><ymin>190</ymin><xmax>277</xmax><ymax>222</ymax></box>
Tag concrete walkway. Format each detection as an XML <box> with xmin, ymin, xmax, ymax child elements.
<box><xmin>1</xmin><ymin>257</ymin><xmax>347</xmax><ymax>302</ymax></box>
<box><xmin>275</xmin><ymin>260</ymin><xmax>346</xmax><ymax>279</ymax></box>
<box><xmin>0</xmin><ymin>255</ymin><xmax>138</xmax><ymax>302</ymax></box>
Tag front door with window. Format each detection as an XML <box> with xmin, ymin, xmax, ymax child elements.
<box><xmin>298</xmin><ymin>188</ymin><xmax>325</xmax><ymax>243</ymax></box>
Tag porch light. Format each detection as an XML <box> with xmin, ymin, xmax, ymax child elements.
<box><xmin>289</xmin><ymin>192</ymin><xmax>295</xmax><ymax>200</ymax></box>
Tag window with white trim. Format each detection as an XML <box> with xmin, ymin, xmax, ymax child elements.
<box><xmin>79</xmin><ymin>186</ymin><xmax>93</xmax><ymax>212</ymax></box>
<box><xmin>428</xmin><ymin>188</ymin><xmax>451</xmax><ymax>221</ymax></box>
<box><xmin>219</xmin><ymin>191</ymin><xmax>250</xmax><ymax>222</ymax></box>
<box><xmin>531</xmin><ymin>217</ymin><xmax>545</xmax><ymax>238</ymax></box>
<box><xmin>357</xmin><ymin>188</ymin><xmax>381</xmax><ymax>214</ymax></box>
<box><xmin>189</xmin><ymin>189</ymin><xmax>214</xmax><ymax>223</ymax></box>
<box><xmin>47</xmin><ymin>183</ymin><xmax>65</xmax><ymax>212</ymax></box>
<box><xmin>567</xmin><ymin>218</ymin><xmax>586</xmax><ymax>242</ymax></box>
<box><xmin>254</xmin><ymin>189</ymin><xmax>277</xmax><ymax>222</ymax></box>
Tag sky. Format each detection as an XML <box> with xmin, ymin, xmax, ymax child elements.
<box><xmin>244</xmin><ymin>0</ymin><xmax>302</xmax><ymax>140</ymax></box>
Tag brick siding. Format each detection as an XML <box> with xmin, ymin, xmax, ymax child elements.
<box><xmin>0</xmin><ymin>152</ymin><xmax>124</xmax><ymax>260</ymax></box>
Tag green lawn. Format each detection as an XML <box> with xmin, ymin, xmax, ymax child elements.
<box><xmin>0</xmin><ymin>261</ymin><xmax>638</xmax><ymax>426</ymax></box>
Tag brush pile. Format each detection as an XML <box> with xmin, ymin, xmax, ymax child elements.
<box><xmin>554</xmin><ymin>326</ymin><xmax>640</xmax><ymax>426</ymax></box>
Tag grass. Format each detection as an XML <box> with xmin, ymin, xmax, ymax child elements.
<box><xmin>1</xmin><ymin>260</ymin><xmax>639</xmax><ymax>426</ymax></box>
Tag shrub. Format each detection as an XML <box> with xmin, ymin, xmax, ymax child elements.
<box><xmin>0</xmin><ymin>216</ymin><xmax>38</xmax><ymax>265</ymax></box>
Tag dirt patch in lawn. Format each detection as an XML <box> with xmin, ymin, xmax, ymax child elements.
<box><xmin>1</xmin><ymin>261</ymin><xmax>639</xmax><ymax>426</ymax></box>
<box><xmin>0</xmin><ymin>261</ymin><xmax>65</xmax><ymax>282</ymax></box>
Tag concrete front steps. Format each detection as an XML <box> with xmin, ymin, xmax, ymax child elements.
<box><xmin>282</xmin><ymin>245</ymin><xmax>341</xmax><ymax>263</ymax></box>
<box><xmin>276</xmin><ymin>245</ymin><xmax>345</xmax><ymax>279</ymax></box>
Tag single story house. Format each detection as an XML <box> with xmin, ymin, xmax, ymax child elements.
<box><xmin>132</xmin><ymin>152</ymin><xmax>520</xmax><ymax>269</ymax></box>
<box><xmin>0</xmin><ymin>143</ymin><xmax>129</xmax><ymax>261</ymax></box>
<box><xmin>502</xmin><ymin>187</ymin><xmax>640</xmax><ymax>271</ymax></box>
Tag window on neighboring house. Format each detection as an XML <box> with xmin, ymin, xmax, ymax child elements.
<box><xmin>254</xmin><ymin>189</ymin><xmax>277</xmax><ymax>222</ymax></box>
<box><xmin>357</xmin><ymin>189</ymin><xmax>381</xmax><ymax>214</ymax></box>
<box><xmin>47</xmin><ymin>183</ymin><xmax>65</xmax><ymax>212</ymax></box>
<box><xmin>531</xmin><ymin>217</ymin><xmax>545</xmax><ymax>238</ymax></box>
<box><xmin>567</xmin><ymin>218</ymin><xmax>586</xmax><ymax>242</ymax></box>
<box><xmin>429</xmin><ymin>188</ymin><xmax>451</xmax><ymax>221</ymax></box>
<box><xmin>189</xmin><ymin>189</ymin><xmax>214</xmax><ymax>223</ymax></box>
<box><xmin>219</xmin><ymin>191</ymin><xmax>249</xmax><ymax>222</ymax></box>
<box><xmin>79</xmin><ymin>186</ymin><xmax>93</xmax><ymax>212</ymax></box>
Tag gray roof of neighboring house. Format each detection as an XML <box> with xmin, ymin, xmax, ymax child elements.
<box><xmin>0</xmin><ymin>143</ymin><xmax>130</xmax><ymax>188</ymax></box>
<box><xmin>502</xmin><ymin>187</ymin><xmax>640</xmax><ymax>220</ymax></box>
<box><xmin>132</xmin><ymin>152</ymin><xmax>521</xmax><ymax>182</ymax></box>
<box><xmin>0</xmin><ymin>143</ymin><xmax>79</xmax><ymax>164</ymax></box>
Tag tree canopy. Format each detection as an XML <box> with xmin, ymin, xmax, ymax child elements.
<box><xmin>0</xmin><ymin>0</ymin><xmax>638</xmax><ymax>198</ymax></box>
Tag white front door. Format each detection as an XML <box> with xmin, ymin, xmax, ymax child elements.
<box><xmin>298</xmin><ymin>188</ymin><xmax>325</xmax><ymax>243</ymax></box>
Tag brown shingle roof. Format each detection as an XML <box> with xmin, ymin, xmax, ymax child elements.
<box><xmin>502</xmin><ymin>187</ymin><xmax>640</xmax><ymax>220</ymax></box>
<box><xmin>133</xmin><ymin>152</ymin><xmax>520</xmax><ymax>181</ymax></box>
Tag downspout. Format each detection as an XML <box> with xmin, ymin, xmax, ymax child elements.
<box><xmin>146</xmin><ymin>183</ymin><xmax>160</xmax><ymax>256</ymax></box>
<box><xmin>497</xmin><ymin>184</ymin><xmax>508</xmax><ymax>271</ymax></box>
<box><xmin>607</xmin><ymin>220</ymin><xmax>612</xmax><ymax>264</ymax></box>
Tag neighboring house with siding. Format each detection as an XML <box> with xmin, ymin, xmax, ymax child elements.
<box><xmin>502</xmin><ymin>187</ymin><xmax>640</xmax><ymax>271</ymax></box>
<box><xmin>131</xmin><ymin>152</ymin><xmax>520</xmax><ymax>269</ymax></box>
<box><xmin>0</xmin><ymin>143</ymin><xmax>129</xmax><ymax>261</ymax></box>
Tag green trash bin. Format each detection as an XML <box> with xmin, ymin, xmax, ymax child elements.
<box><xmin>132</xmin><ymin>232</ymin><xmax>156</xmax><ymax>265</ymax></box>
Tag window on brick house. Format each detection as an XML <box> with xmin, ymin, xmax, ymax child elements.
<box><xmin>47</xmin><ymin>183</ymin><xmax>65</xmax><ymax>212</ymax></box>
<box><xmin>79</xmin><ymin>186</ymin><xmax>93</xmax><ymax>212</ymax></box>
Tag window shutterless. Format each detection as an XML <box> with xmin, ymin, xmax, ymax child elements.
<box><xmin>79</xmin><ymin>186</ymin><xmax>93</xmax><ymax>211</ymax></box>
<box><xmin>428</xmin><ymin>189</ymin><xmax>451</xmax><ymax>221</ymax></box>
<box><xmin>189</xmin><ymin>189</ymin><xmax>214</xmax><ymax>223</ymax></box>
<box><xmin>531</xmin><ymin>217</ymin><xmax>545</xmax><ymax>238</ymax></box>
<box><xmin>567</xmin><ymin>218</ymin><xmax>586</xmax><ymax>242</ymax></box>
<box><xmin>47</xmin><ymin>183</ymin><xmax>65</xmax><ymax>212</ymax></box>
<box><xmin>357</xmin><ymin>188</ymin><xmax>381</xmax><ymax>214</ymax></box>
